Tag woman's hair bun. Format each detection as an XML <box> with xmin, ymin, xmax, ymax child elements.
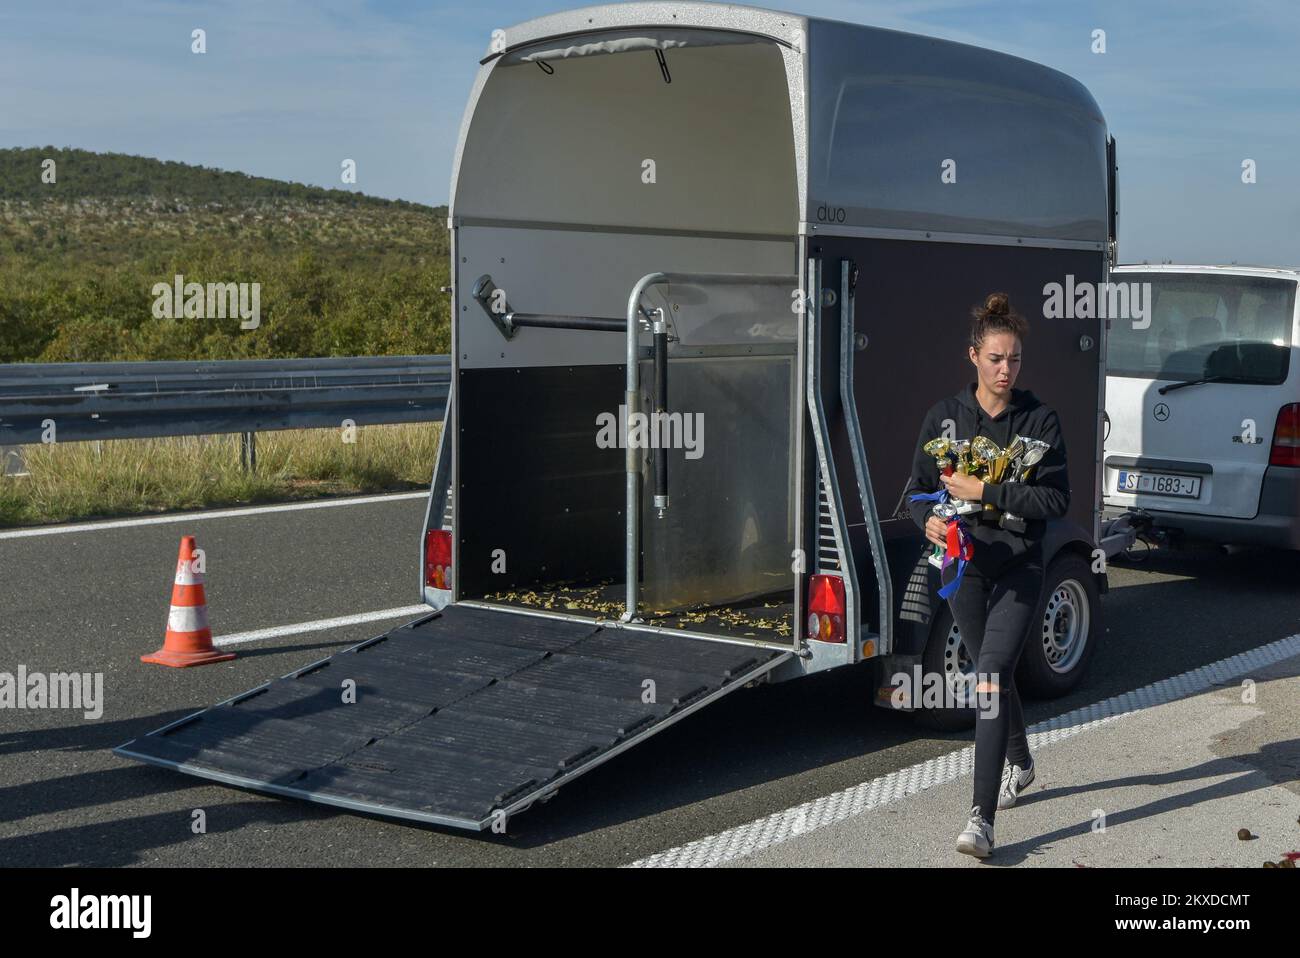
<box><xmin>983</xmin><ymin>292</ymin><xmax>1010</xmax><ymax>317</ymax></box>
<box><xmin>969</xmin><ymin>291</ymin><xmax>1027</xmax><ymax>349</ymax></box>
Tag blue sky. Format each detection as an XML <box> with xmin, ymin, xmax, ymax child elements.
<box><xmin>2</xmin><ymin>0</ymin><xmax>1297</xmax><ymax>264</ymax></box>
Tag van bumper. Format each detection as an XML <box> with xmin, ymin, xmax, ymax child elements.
<box><xmin>1104</xmin><ymin>465</ymin><xmax>1300</xmax><ymax>550</ymax></box>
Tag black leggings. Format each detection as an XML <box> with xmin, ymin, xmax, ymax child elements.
<box><xmin>941</xmin><ymin>558</ymin><xmax>1042</xmax><ymax>824</ymax></box>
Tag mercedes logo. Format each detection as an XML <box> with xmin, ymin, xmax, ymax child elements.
<box><xmin>1153</xmin><ymin>402</ymin><xmax>1170</xmax><ymax>422</ymax></box>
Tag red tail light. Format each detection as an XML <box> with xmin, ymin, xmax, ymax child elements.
<box><xmin>425</xmin><ymin>529</ymin><xmax>453</xmax><ymax>590</ymax></box>
<box><xmin>1270</xmin><ymin>404</ymin><xmax>1300</xmax><ymax>466</ymax></box>
<box><xmin>806</xmin><ymin>574</ymin><xmax>846</xmax><ymax>642</ymax></box>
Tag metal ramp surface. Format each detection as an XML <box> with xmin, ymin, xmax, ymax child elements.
<box><xmin>116</xmin><ymin>605</ymin><xmax>790</xmax><ymax>830</ymax></box>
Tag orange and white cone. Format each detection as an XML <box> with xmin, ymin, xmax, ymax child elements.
<box><xmin>141</xmin><ymin>535</ymin><xmax>235</xmax><ymax>668</ymax></box>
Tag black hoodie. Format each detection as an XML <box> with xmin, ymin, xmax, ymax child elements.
<box><xmin>903</xmin><ymin>382</ymin><xmax>1070</xmax><ymax>578</ymax></box>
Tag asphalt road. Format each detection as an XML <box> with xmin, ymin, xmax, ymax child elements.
<box><xmin>2</xmin><ymin>494</ymin><xmax>1298</xmax><ymax>866</ymax></box>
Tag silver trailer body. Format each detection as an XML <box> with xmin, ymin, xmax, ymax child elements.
<box><xmin>430</xmin><ymin>0</ymin><xmax>1113</xmax><ymax>675</ymax></box>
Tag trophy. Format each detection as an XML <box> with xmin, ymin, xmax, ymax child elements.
<box><xmin>996</xmin><ymin>437</ymin><xmax>1050</xmax><ymax>533</ymax></box>
<box><xmin>916</xmin><ymin>437</ymin><xmax>983</xmax><ymax>570</ymax></box>
<box><xmin>923</xmin><ymin>438</ymin><xmax>955</xmax><ymax>476</ymax></box>
<box><xmin>946</xmin><ymin>440</ymin><xmax>982</xmax><ymax>515</ymax></box>
<box><xmin>915</xmin><ymin>432</ymin><xmax>1054</xmax><ymax>569</ymax></box>
<box><xmin>969</xmin><ymin>436</ymin><xmax>1004</xmax><ymax>520</ymax></box>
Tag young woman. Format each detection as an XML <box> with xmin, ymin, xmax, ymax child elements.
<box><xmin>902</xmin><ymin>292</ymin><xmax>1070</xmax><ymax>859</ymax></box>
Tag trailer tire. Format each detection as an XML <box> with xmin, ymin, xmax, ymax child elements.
<box><xmin>912</xmin><ymin>551</ymin><xmax>1101</xmax><ymax>730</ymax></box>
<box><xmin>912</xmin><ymin>603</ymin><xmax>977</xmax><ymax>731</ymax></box>
<box><xmin>1016</xmin><ymin>552</ymin><xmax>1101</xmax><ymax>698</ymax></box>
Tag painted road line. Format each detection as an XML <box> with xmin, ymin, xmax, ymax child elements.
<box><xmin>212</xmin><ymin>605</ymin><xmax>431</xmax><ymax>648</ymax></box>
<box><xmin>0</xmin><ymin>491</ymin><xmax>428</xmax><ymax>540</ymax></box>
<box><xmin>628</xmin><ymin>632</ymin><xmax>1300</xmax><ymax>868</ymax></box>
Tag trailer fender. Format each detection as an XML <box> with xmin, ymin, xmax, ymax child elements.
<box><xmin>1040</xmin><ymin>517</ymin><xmax>1109</xmax><ymax>595</ymax></box>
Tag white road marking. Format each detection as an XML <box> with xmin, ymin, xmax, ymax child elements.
<box><xmin>212</xmin><ymin>605</ymin><xmax>432</xmax><ymax>648</ymax></box>
<box><xmin>628</xmin><ymin>632</ymin><xmax>1300</xmax><ymax>867</ymax></box>
<box><xmin>0</xmin><ymin>491</ymin><xmax>428</xmax><ymax>540</ymax></box>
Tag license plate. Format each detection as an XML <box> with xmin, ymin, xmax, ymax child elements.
<box><xmin>1116</xmin><ymin>470</ymin><xmax>1201</xmax><ymax>498</ymax></box>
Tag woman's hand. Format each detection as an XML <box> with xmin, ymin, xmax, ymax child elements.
<box><xmin>925</xmin><ymin>515</ymin><xmax>947</xmax><ymax>548</ymax></box>
<box><xmin>940</xmin><ymin>472</ymin><xmax>985</xmax><ymax>502</ymax></box>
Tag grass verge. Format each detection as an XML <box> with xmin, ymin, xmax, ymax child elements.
<box><xmin>0</xmin><ymin>422</ymin><xmax>439</xmax><ymax>527</ymax></box>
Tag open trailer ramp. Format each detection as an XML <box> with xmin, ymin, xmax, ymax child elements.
<box><xmin>116</xmin><ymin>605</ymin><xmax>790</xmax><ymax>830</ymax></box>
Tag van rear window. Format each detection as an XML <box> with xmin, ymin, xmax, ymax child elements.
<box><xmin>1107</xmin><ymin>272</ymin><xmax>1297</xmax><ymax>384</ymax></box>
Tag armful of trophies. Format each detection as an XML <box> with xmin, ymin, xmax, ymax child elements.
<box><xmin>919</xmin><ymin>435</ymin><xmax>1050</xmax><ymax>569</ymax></box>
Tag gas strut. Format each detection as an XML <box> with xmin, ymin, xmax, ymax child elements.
<box><xmin>653</xmin><ymin>307</ymin><xmax>669</xmax><ymax>518</ymax></box>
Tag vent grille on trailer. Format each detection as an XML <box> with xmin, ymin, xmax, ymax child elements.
<box><xmin>817</xmin><ymin>477</ymin><xmax>841</xmax><ymax>572</ymax></box>
<box><xmin>441</xmin><ymin>487</ymin><xmax>454</xmax><ymax>529</ymax></box>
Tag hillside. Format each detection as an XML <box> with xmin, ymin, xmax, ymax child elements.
<box><xmin>0</xmin><ymin>147</ymin><xmax>428</xmax><ymax>207</ymax></box>
<box><xmin>0</xmin><ymin>147</ymin><xmax>451</xmax><ymax>363</ymax></box>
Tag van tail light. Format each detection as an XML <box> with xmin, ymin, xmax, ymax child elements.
<box><xmin>806</xmin><ymin>574</ymin><xmax>846</xmax><ymax>643</ymax></box>
<box><xmin>1270</xmin><ymin>404</ymin><xmax>1300</xmax><ymax>466</ymax></box>
<box><xmin>425</xmin><ymin>529</ymin><xmax>453</xmax><ymax>590</ymax></box>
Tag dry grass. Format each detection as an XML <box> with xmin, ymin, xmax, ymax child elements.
<box><xmin>0</xmin><ymin>422</ymin><xmax>440</xmax><ymax>527</ymax></box>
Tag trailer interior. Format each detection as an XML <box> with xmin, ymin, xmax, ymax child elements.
<box><xmin>448</xmin><ymin>27</ymin><xmax>802</xmax><ymax>646</ymax></box>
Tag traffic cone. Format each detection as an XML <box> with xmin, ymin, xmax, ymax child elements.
<box><xmin>141</xmin><ymin>535</ymin><xmax>235</xmax><ymax>668</ymax></box>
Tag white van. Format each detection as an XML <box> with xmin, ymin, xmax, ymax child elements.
<box><xmin>1104</xmin><ymin>265</ymin><xmax>1300</xmax><ymax>548</ymax></box>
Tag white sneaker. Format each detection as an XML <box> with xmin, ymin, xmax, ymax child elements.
<box><xmin>997</xmin><ymin>757</ymin><xmax>1035</xmax><ymax>810</ymax></box>
<box><xmin>956</xmin><ymin>805</ymin><xmax>994</xmax><ymax>857</ymax></box>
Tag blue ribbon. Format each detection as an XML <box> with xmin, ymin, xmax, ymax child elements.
<box><xmin>909</xmin><ymin>489</ymin><xmax>948</xmax><ymax>506</ymax></box>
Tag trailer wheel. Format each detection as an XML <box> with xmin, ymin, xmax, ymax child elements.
<box><xmin>1017</xmin><ymin>552</ymin><xmax>1101</xmax><ymax>698</ymax></box>
<box><xmin>912</xmin><ymin>551</ymin><xmax>1101</xmax><ymax>730</ymax></box>
<box><xmin>912</xmin><ymin>604</ymin><xmax>977</xmax><ymax>731</ymax></box>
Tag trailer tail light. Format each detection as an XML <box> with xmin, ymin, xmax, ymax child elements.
<box><xmin>806</xmin><ymin>574</ymin><xmax>846</xmax><ymax>643</ymax></box>
<box><xmin>1270</xmin><ymin>404</ymin><xmax>1300</xmax><ymax>466</ymax></box>
<box><xmin>425</xmin><ymin>529</ymin><xmax>453</xmax><ymax>590</ymax></box>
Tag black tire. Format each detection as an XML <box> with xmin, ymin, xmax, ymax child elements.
<box><xmin>911</xmin><ymin>550</ymin><xmax>1102</xmax><ymax>729</ymax></box>
<box><xmin>912</xmin><ymin>601</ymin><xmax>977</xmax><ymax>731</ymax></box>
<box><xmin>1017</xmin><ymin>551</ymin><xmax>1102</xmax><ymax>697</ymax></box>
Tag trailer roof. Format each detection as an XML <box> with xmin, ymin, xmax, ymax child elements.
<box><xmin>483</xmin><ymin>2</ymin><xmax>807</xmax><ymax>59</ymax></box>
<box><xmin>459</xmin><ymin>2</ymin><xmax>1110</xmax><ymax>246</ymax></box>
<box><xmin>1114</xmin><ymin>264</ymin><xmax>1300</xmax><ymax>279</ymax></box>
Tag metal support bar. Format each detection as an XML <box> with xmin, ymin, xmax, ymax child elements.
<box><xmin>506</xmin><ymin>313</ymin><xmax>627</xmax><ymax>333</ymax></box>
<box><xmin>240</xmin><ymin>431</ymin><xmax>257</xmax><ymax>474</ymax></box>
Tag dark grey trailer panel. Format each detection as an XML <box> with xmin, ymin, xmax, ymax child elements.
<box><xmin>116</xmin><ymin>606</ymin><xmax>789</xmax><ymax>830</ymax></box>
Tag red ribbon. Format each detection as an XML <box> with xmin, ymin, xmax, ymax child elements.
<box><xmin>945</xmin><ymin>517</ymin><xmax>974</xmax><ymax>560</ymax></box>
<box><xmin>937</xmin><ymin>516</ymin><xmax>973</xmax><ymax>600</ymax></box>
